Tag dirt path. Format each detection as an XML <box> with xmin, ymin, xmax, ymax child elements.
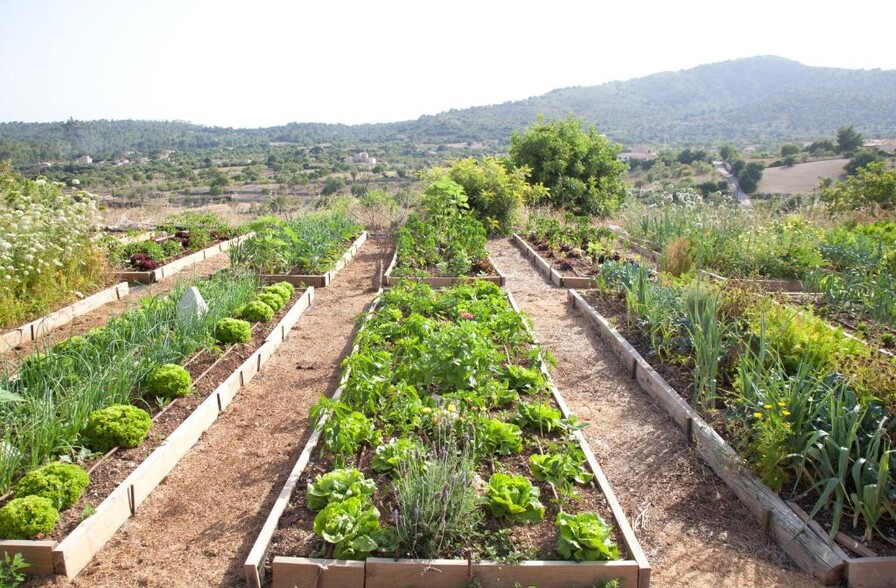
<box><xmin>488</xmin><ymin>238</ymin><xmax>819</xmax><ymax>588</ymax></box>
<box><xmin>34</xmin><ymin>239</ymin><xmax>386</xmax><ymax>588</ymax></box>
<box><xmin>4</xmin><ymin>253</ymin><xmax>232</xmax><ymax>364</ymax></box>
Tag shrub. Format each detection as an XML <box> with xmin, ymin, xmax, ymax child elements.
<box><xmin>14</xmin><ymin>463</ymin><xmax>89</xmax><ymax>510</ymax></box>
<box><xmin>146</xmin><ymin>363</ymin><xmax>192</xmax><ymax>398</ymax></box>
<box><xmin>241</xmin><ymin>300</ymin><xmax>275</xmax><ymax>322</ymax></box>
<box><xmin>213</xmin><ymin>317</ymin><xmax>252</xmax><ymax>345</ymax></box>
<box><xmin>260</xmin><ymin>287</ymin><xmax>288</xmax><ymax>308</ymax></box>
<box><xmin>83</xmin><ymin>404</ymin><xmax>152</xmax><ymax>452</ymax></box>
<box><xmin>0</xmin><ymin>496</ymin><xmax>59</xmax><ymax>539</ymax></box>
<box><xmin>256</xmin><ymin>292</ymin><xmax>284</xmax><ymax>312</ymax></box>
<box><xmin>266</xmin><ymin>281</ymin><xmax>295</xmax><ymax>299</ymax></box>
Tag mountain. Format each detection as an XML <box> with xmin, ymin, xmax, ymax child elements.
<box><xmin>2</xmin><ymin>56</ymin><xmax>895</xmax><ymax>164</ymax></box>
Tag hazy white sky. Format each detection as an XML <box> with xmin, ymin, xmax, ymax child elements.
<box><xmin>1</xmin><ymin>0</ymin><xmax>894</xmax><ymax>128</ymax></box>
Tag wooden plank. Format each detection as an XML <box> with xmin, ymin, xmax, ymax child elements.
<box><xmin>846</xmin><ymin>557</ymin><xmax>896</xmax><ymax>588</ymax></box>
<box><xmin>562</xmin><ymin>276</ymin><xmax>594</xmax><ymax>289</ymax></box>
<box><xmin>633</xmin><ymin>357</ymin><xmax>694</xmax><ymax>435</ymax></box>
<box><xmin>0</xmin><ymin>327</ymin><xmax>26</xmax><ymax>353</ymax></box>
<box><xmin>115</xmin><ymin>270</ymin><xmax>155</xmax><ymax>285</ymax></box>
<box><xmin>53</xmin><ymin>484</ymin><xmax>132</xmax><ymax>578</ymax></box>
<box><xmin>30</xmin><ymin>281</ymin><xmax>129</xmax><ymax>340</ymax></box>
<box><xmin>569</xmin><ymin>290</ymin><xmax>636</xmax><ymax>375</ymax></box>
<box><xmin>215</xmin><ymin>369</ymin><xmax>243</xmax><ymax>412</ymax></box>
<box><xmin>271</xmin><ymin>557</ymin><xmax>364</xmax><ymax>588</ymax></box>
<box><xmin>261</xmin><ymin>274</ymin><xmax>327</xmax><ymax>288</ymax></box>
<box><xmin>0</xmin><ymin>541</ymin><xmax>56</xmax><ymax>576</ymax></box>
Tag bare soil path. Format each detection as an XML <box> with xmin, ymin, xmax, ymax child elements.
<box><xmin>488</xmin><ymin>237</ymin><xmax>819</xmax><ymax>588</ymax></box>
<box><xmin>32</xmin><ymin>239</ymin><xmax>386</xmax><ymax>588</ymax></box>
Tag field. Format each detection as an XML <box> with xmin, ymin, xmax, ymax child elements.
<box><xmin>757</xmin><ymin>158</ymin><xmax>849</xmax><ymax>194</ymax></box>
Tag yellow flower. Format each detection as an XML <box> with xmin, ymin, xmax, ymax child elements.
<box><xmin>447</xmin><ymin>403</ymin><xmax>457</xmax><ymax>413</ymax></box>
<box><xmin>421</xmin><ymin>407</ymin><xmax>432</xmax><ymax>414</ymax></box>
<box><xmin>777</xmin><ymin>401</ymin><xmax>786</xmax><ymax>407</ymax></box>
<box><xmin>782</xmin><ymin>410</ymin><xmax>791</xmax><ymax>416</ymax></box>
<box><xmin>753</xmin><ymin>412</ymin><xmax>763</xmax><ymax>419</ymax></box>
<box><xmin>763</xmin><ymin>403</ymin><xmax>772</xmax><ymax>409</ymax></box>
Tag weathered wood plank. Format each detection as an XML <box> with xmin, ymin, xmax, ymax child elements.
<box><xmin>271</xmin><ymin>557</ymin><xmax>364</xmax><ymax>588</ymax></box>
<box><xmin>53</xmin><ymin>485</ymin><xmax>132</xmax><ymax>578</ymax></box>
<box><xmin>0</xmin><ymin>541</ymin><xmax>56</xmax><ymax>576</ymax></box>
<box><xmin>846</xmin><ymin>557</ymin><xmax>896</xmax><ymax>588</ymax></box>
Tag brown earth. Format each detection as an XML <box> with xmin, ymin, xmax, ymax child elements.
<box><xmin>758</xmin><ymin>158</ymin><xmax>848</xmax><ymax>194</ymax></box>
<box><xmin>487</xmin><ymin>238</ymin><xmax>820</xmax><ymax>588</ymax></box>
<box><xmin>28</xmin><ymin>238</ymin><xmax>387</xmax><ymax>588</ymax></box>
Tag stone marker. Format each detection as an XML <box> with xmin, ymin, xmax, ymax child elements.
<box><xmin>177</xmin><ymin>286</ymin><xmax>209</xmax><ymax>323</ymax></box>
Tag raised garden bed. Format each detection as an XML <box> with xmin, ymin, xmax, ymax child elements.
<box><xmin>0</xmin><ymin>281</ymin><xmax>129</xmax><ymax>353</ymax></box>
<box><xmin>244</xmin><ymin>282</ymin><xmax>648</xmax><ymax>588</ymax></box>
<box><xmin>114</xmin><ymin>232</ymin><xmax>254</xmax><ymax>285</ymax></box>
<box><xmin>568</xmin><ymin>289</ymin><xmax>896</xmax><ymax>587</ymax></box>
<box><xmin>0</xmin><ymin>285</ymin><xmax>315</xmax><ymax>579</ymax></box>
<box><xmin>382</xmin><ymin>249</ymin><xmax>505</xmax><ymax>288</ymax></box>
<box><xmin>260</xmin><ymin>231</ymin><xmax>368</xmax><ymax>288</ymax></box>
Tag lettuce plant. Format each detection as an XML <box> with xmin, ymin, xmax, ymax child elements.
<box><xmin>312</xmin><ymin>497</ymin><xmax>382</xmax><ymax>559</ymax></box>
<box><xmin>371</xmin><ymin>438</ymin><xmax>420</xmax><ymax>475</ymax></box>
<box><xmin>306</xmin><ymin>468</ymin><xmax>375</xmax><ymax>511</ymax></box>
<box><xmin>530</xmin><ymin>447</ymin><xmax>594</xmax><ymax>497</ymax></box>
<box><xmin>556</xmin><ymin>511</ymin><xmax>619</xmax><ymax>561</ymax></box>
<box><xmin>485</xmin><ymin>473</ymin><xmax>545</xmax><ymax>524</ymax></box>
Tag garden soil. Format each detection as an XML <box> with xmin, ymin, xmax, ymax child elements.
<box><xmin>28</xmin><ymin>239</ymin><xmax>387</xmax><ymax>588</ymax></box>
<box><xmin>25</xmin><ymin>237</ymin><xmax>823</xmax><ymax>588</ymax></box>
<box><xmin>487</xmin><ymin>238</ymin><xmax>820</xmax><ymax>588</ymax></box>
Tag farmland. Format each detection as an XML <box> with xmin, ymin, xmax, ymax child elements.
<box><xmin>0</xmin><ymin>116</ymin><xmax>895</xmax><ymax>588</ymax></box>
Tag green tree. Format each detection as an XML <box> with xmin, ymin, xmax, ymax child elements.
<box><xmin>821</xmin><ymin>162</ymin><xmax>896</xmax><ymax>211</ymax></box>
<box><xmin>738</xmin><ymin>162</ymin><xmax>765</xmax><ymax>194</ymax></box>
<box><xmin>836</xmin><ymin>126</ymin><xmax>864</xmax><ymax>155</ymax></box>
<box><xmin>718</xmin><ymin>144</ymin><xmax>739</xmax><ymax>162</ymax></box>
<box><xmin>439</xmin><ymin>157</ymin><xmax>546</xmax><ymax>235</ymax></box>
<box><xmin>509</xmin><ymin>116</ymin><xmax>626</xmax><ymax>217</ymax></box>
<box><xmin>845</xmin><ymin>148</ymin><xmax>885</xmax><ymax>176</ymax></box>
<box><xmin>780</xmin><ymin>144</ymin><xmax>801</xmax><ymax>157</ymax></box>
<box><xmin>321</xmin><ymin>176</ymin><xmax>346</xmax><ymax>196</ymax></box>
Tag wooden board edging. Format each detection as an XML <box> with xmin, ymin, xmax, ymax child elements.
<box><xmin>1</xmin><ymin>282</ymin><xmax>130</xmax><ymax>354</ymax></box>
<box><xmin>29</xmin><ymin>285</ymin><xmax>313</xmax><ymax>579</ymax></box>
<box><xmin>568</xmin><ymin>289</ymin><xmax>846</xmax><ymax>585</ymax></box>
<box><xmin>0</xmin><ymin>541</ymin><xmax>56</xmax><ymax>576</ymax></box>
<box><xmin>113</xmin><ymin>232</ymin><xmax>253</xmax><ymax>285</ymax></box>
<box><xmin>512</xmin><ymin>234</ymin><xmax>596</xmax><ymax>289</ymax></box>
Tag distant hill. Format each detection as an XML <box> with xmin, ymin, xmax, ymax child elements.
<box><xmin>2</xmin><ymin>56</ymin><xmax>895</xmax><ymax>164</ymax></box>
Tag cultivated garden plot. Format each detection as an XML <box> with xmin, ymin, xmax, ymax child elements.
<box><xmin>566</xmin><ymin>257</ymin><xmax>896</xmax><ymax>587</ymax></box>
<box><xmin>0</xmin><ymin>272</ymin><xmax>314</xmax><ymax>579</ymax></box>
<box><xmin>246</xmin><ymin>281</ymin><xmax>648</xmax><ymax>588</ymax></box>
<box><xmin>383</xmin><ymin>178</ymin><xmax>505</xmax><ymax>288</ymax></box>
<box><xmin>229</xmin><ymin>212</ymin><xmax>366</xmax><ymax>287</ymax></box>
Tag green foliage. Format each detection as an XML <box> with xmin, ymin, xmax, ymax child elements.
<box><xmin>393</xmin><ymin>446</ymin><xmax>481</xmax><ymax>558</ymax></box>
<box><xmin>440</xmin><ymin>157</ymin><xmax>546</xmax><ymax>235</ymax></box>
<box><xmin>312</xmin><ymin>496</ymin><xmax>381</xmax><ymax>559</ymax></box>
<box><xmin>529</xmin><ymin>445</ymin><xmax>595</xmax><ymax>497</ymax></box>
<box><xmin>821</xmin><ymin>162</ymin><xmax>896</xmax><ymax>211</ymax></box>
<box><xmin>555</xmin><ymin>511</ymin><xmax>619</xmax><ymax>561</ymax></box>
<box><xmin>13</xmin><ymin>463</ymin><xmax>89</xmax><ymax>510</ymax></box>
<box><xmin>371</xmin><ymin>438</ymin><xmax>420</xmax><ymax>475</ymax></box>
<box><xmin>393</xmin><ymin>176</ymin><xmax>489</xmax><ymax>278</ymax></box>
<box><xmin>213</xmin><ymin>317</ymin><xmax>252</xmax><ymax>345</ymax></box>
<box><xmin>82</xmin><ymin>404</ymin><xmax>153</xmax><ymax>452</ymax></box>
<box><xmin>509</xmin><ymin>116</ymin><xmax>626</xmax><ymax>217</ymax></box>
<box><xmin>0</xmin><ymin>552</ymin><xmax>29</xmax><ymax>587</ymax></box>
<box><xmin>0</xmin><ymin>163</ymin><xmax>106</xmax><ymax>329</ymax></box>
<box><xmin>256</xmin><ymin>291</ymin><xmax>284</xmax><ymax>312</ymax></box>
<box><xmin>240</xmin><ymin>299</ymin><xmax>275</xmax><ymax>322</ymax></box>
<box><xmin>836</xmin><ymin>125</ymin><xmax>864</xmax><ymax>155</ymax></box>
<box><xmin>306</xmin><ymin>468</ymin><xmax>376</xmax><ymax>511</ymax></box>
<box><xmin>0</xmin><ymin>496</ymin><xmax>59</xmax><ymax>539</ymax></box>
<box><xmin>472</xmin><ymin>418</ymin><xmax>523</xmax><ymax>457</ymax></box>
<box><xmin>146</xmin><ymin>363</ymin><xmax>192</xmax><ymax>399</ymax></box>
<box><xmin>485</xmin><ymin>473</ymin><xmax>545</xmax><ymax>524</ymax></box>
<box><xmin>513</xmin><ymin>401</ymin><xmax>566</xmax><ymax>434</ymax></box>
<box><xmin>525</xmin><ymin>213</ymin><xmax>616</xmax><ymax>266</ymax></box>
<box><xmin>845</xmin><ymin>149</ymin><xmax>886</xmax><ymax>176</ymax></box>
<box><xmin>309</xmin><ymin>397</ymin><xmax>377</xmax><ymax>467</ymax></box>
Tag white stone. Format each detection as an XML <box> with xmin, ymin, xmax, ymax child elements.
<box><xmin>177</xmin><ymin>286</ymin><xmax>209</xmax><ymax>323</ymax></box>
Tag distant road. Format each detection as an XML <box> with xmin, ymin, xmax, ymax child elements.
<box><xmin>713</xmin><ymin>161</ymin><xmax>750</xmax><ymax>204</ymax></box>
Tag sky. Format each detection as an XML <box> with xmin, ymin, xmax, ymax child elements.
<box><xmin>1</xmin><ymin>0</ymin><xmax>895</xmax><ymax>128</ymax></box>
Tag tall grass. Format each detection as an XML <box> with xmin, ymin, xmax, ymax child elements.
<box><xmin>0</xmin><ymin>270</ymin><xmax>259</xmax><ymax>492</ymax></box>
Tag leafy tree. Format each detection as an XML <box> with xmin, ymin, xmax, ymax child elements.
<box><xmin>676</xmin><ymin>148</ymin><xmax>707</xmax><ymax>165</ymax></box>
<box><xmin>738</xmin><ymin>162</ymin><xmax>765</xmax><ymax>194</ymax></box>
<box><xmin>321</xmin><ymin>176</ymin><xmax>346</xmax><ymax>196</ymax></box>
<box><xmin>836</xmin><ymin>125</ymin><xmax>864</xmax><ymax>155</ymax></box>
<box><xmin>821</xmin><ymin>162</ymin><xmax>896</xmax><ymax>211</ymax></box>
<box><xmin>845</xmin><ymin>148</ymin><xmax>885</xmax><ymax>176</ymax></box>
<box><xmin>509</xmin><ymin>116</ymin><xmax>626</xmax><ymax>217</ymax></box>
<box><xmin>718</xmin><ymin>144</ymin><xmax>739</xmax><ymax>162</ymax></box>
<box><xmin>438</xmin><ymin>157</ymin><xmax>546</xmax><ymax>235</ymax></box>
<box><xmin>807</xmin><ymin>139</ymin><xmax>836</xmax><ymax>155</ymax></box>
<box><xmin>780</xmin><ymin>144</ymin><xmax>801</xmax><ymax>157</ymax></box>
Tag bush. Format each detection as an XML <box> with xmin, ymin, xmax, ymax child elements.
<box><xmin>261</xmin><ymin>285</ymin><xmax>290</xmax><ymax>307</ymax></box>
<box><xmin>269</xmin><ymin>281</ymin><xmax>295</xmax><ymax>298</ymax></box>
<box><xmin>14</xmin><ymin>463</ymin><xmax>89</xmax><ymax>510</ymax></box>
<box><xmin>241</xmin><ymin>300</ymin><xmax>275</xmax><ymax>322</ymax></box>
<box><xmin>146</xmin><ymin>363</ymin><xmax>192</xmax><ymax>398</ymax></box>
<box><xmin>256</xmin><ymin>292</ymin><xmax>284</xmax><ymax>312</ymax></box>
<box><xmin>83</xmin><ymin>404</ymin><xmax>152</xmax><ymax>452</ymax></box>
<box><xmin>214</xmin><ymin>317</ymin><xmax>252</xmax><ymax>345</ymax></box>
<box><xmin>0</xmin><ymin>496</ymin><xmax>59</xmax><ymax>539</ymax></box>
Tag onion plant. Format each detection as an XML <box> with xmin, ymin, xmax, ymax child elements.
<box><xmin>0</xmin><ymin>270</ymin><xmax>259</xmax><ymax>492</ymax></box>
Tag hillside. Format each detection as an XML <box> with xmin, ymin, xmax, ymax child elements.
<box><xmin>2</xmin><ymin>56</ymin><xmax>895</xmax><ymax>165</ymax></box>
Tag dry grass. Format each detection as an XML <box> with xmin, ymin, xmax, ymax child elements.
<box><xmin>758</xmin><ymin>158</ymin><xmax>848</xmax><ymax>194</ymax></box>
